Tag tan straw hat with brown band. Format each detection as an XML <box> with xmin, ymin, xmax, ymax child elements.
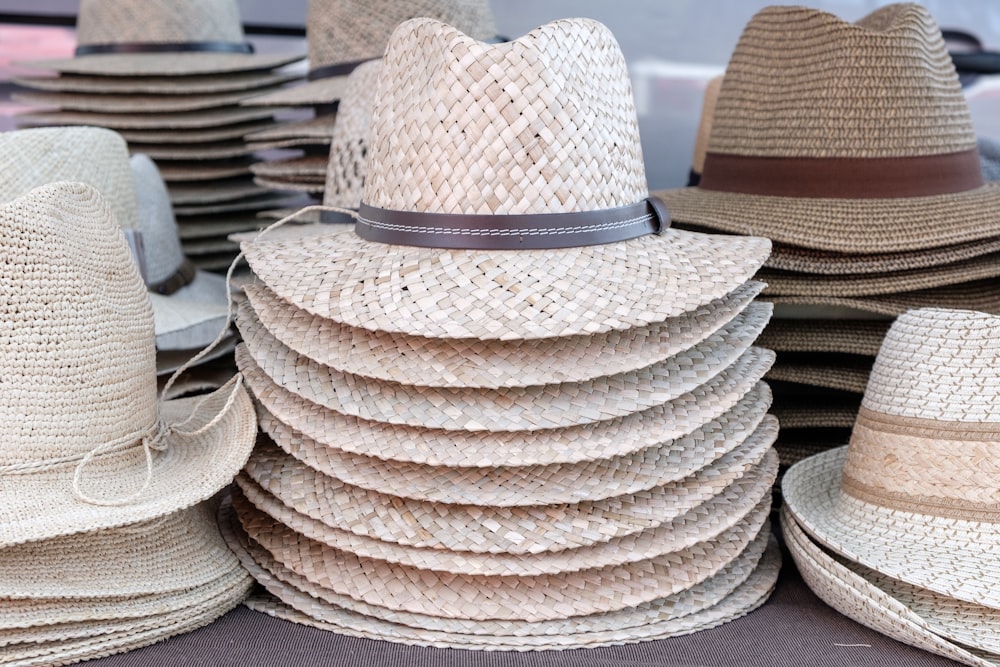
<box><xmin>0</xmin><ymin>181</ymin><xmax>255</xmax><ymax>548</ymax></box>
<box><xmin>783</xmin><ymin>307</ymin><xmax>1000</xmax><ymax>610</ymax></box>
<box><xmin>243</xmin><ymin>17</ymin><xmax>772</xmax><ymax>340</ymax></box>
<box><xmin>657</xmin><ymin>4</ymin><xmax>1000</xmax><ymax>255</ymax></box>
<box><xmin>18</xmin><ymin>0</ymin><xmax>300</xmax><ymax>77</ymax></box>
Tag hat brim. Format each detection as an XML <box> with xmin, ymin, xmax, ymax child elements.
<box><xmin>17</xmin><ymin>106</ymin><xmax>277</xmax><ymax>131</ymax></box>
<box><xmin>241</xmin><ymin>280</ymin><xmax>766</xmax><ymax>389</ymax></box>
<box><xmin>149</xmin><ymin>292</ymin><xmax>228</xmax><ymax>351</ymax></box>
<box><xmin>657</xmin><ymin>184</ymin><xmax>1000</xmax><ymax>254</ymax></box>
<box><xmin>782</xmin><ymin>507</ymin><xmax>1000</xmax><ymax>666</ymax></box>
<box><xmin>765</xmin><ymin>359</ymin><xmax>871</xmax><ymax>394</ymax></box>
<box><xmin>14</xmin><ymin>71</ymin><xmax>297</xmax><ymax>95</ymax></box>
<box><xmin>20</xmin><ymin>53</ymin><xmax>302</xmax><ymax>77</ymax></box>
<box><xmin>157</xmin><ymin>160</ymin><xmax>252</xmax><ymax>183</ymax></box>
<box><xmin>767</xmin><ymin>237</ymin><xmax>1000</xmax><ymax>275</ymax></box>
<box><xmin>229</xmin><ymin>219</ymin><xmax>333</xmax><ymax>244</ymax></box>
<box><xmin>182</xmin><ymin>237</ymin><xmax>240</xmax><ymax>256</ymax></box>
<box><xmin>169</xmin><ymin>178</ymin><xmax>272</xmax><ymax>205</ymax></box>
<box><xmin>243</xmin><ymin>227</ymin><xmax>771</xmax><ymax>339</ymax></box>
<box><xmin>130</xmin><ymin>140</ymin><xmax>257</xmax><ymax>161</ymax></box>
<box><xmin>252</xmin><ymin>175</ymin><xmax>325</xmax><ymax>194</ymax></box>
<box><xmin>783</xmin><ymin>446</ymin><xmax>1000</xmax><ymax>610</ymax></box>
<box><xmin>250</xmin><ymin>156</ymin><xmax>328</xmax><ymax>179</ymax></box>
<box><xmin>756</xmin><ymin>318</ymin><xmax>889</xmax><ymax>356</ymax></box>
<box><xmin>13</xmin><ymin>86</ymin><xmax>283</xmax><ymax>114</ymax></box>
<box><xmin>0</xmin><ymin>379</ymin><xmax>256</xmax><ymax>547</ymax></box>
<box><xmin>242</xmin><ymin>75</ymin><xmax>351</xmax><ymax>108</ymax></box>
<box><xmin>244</xmin><ymin>114</ymin><xmax>338</xmax><ymax>143</ymax></box>
<box><xmin>121</xmin><ymin>120</ymin><xmax>277</xmax><ymax>145</ymax></box>
<box><xmin>155</xmin><ymin>334</ymin><xmax>236</xmax><ymax>376</ymax></box>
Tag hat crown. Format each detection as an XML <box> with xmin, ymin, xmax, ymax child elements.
<box><xmin>323</xmin><ymin>59</ymin><xmax>381</xmax><ymax>208</ymax></box>
<box><xmin>0</xmin><ymin>182</ymin><xmax>157</xmax><ymax>467</ymax></box>
<box><xmin>131</xmin><ymin>154</ymin><xmax>186</xmax><ymax>285</ymax></box>
<box><xmin>709</xmin><ymin>3</ymin><xmax>976</xmax><ymax>158</ymax></box>
<box><xmin>75</xmin><ymin>0</ymin><xmax>245</xmax><ymax>46</ymax></box>
<box><xmin>306</xmin><ymin>0</ymin><xmax>496</xmax><ymax>70</ymax></box>
<box><xmin>363</xmin><ymin>17</ymin><xmax>648</xmax><ymax>215</ymax></box>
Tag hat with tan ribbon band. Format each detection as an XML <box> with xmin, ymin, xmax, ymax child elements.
<box><xmin>658</xmin><ymin>3</ymin><xmax>1000</xmax><ymax>255</ymax></box>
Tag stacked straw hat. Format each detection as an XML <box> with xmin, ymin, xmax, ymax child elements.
<box><xmin>656</xmin><ymin>3</ymin><xmax>1000</xmax><ymax>480</ymax></box>
<box><xmin>244</xmin><ymin>0</ymin><xmax>498</xmax><ymax>201</ymax></box>
<box><xmin>219</xmin><ymin>17</ymin><xmax>785</xmax><ymax>649</ymax></box>
<box><xmin>0</xmin><ymin>126</ymin><xmax>238</xmax><ymax>375</ymax></box>
<box><xmin>0</xmin><ymin>180</ymin><xmax>257</xmax><ymax>664</ymax></box>
<box><xmin>11</xmin><ymin>0</ymin><xmax>306</xmax><ymax>270</ymax></box>
<box><xmin>782</xmin><ymin>307</ymin><xmax>1000</xmax><ymax>666</ymax></box>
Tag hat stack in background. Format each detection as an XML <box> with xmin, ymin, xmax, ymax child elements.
<box><xmin>0</xmin><ymin>181</ymin><xmax>257</xmax><ymax>665</ymax></box>
<box><xmin>220</xmin><ymin>17</ymin><xmax>785</xmax><ymax>648</ymax></box>
<box><xmin>11</xmin><ymin>0</ymin><xmax>305</xmax><ymax>271</ymax></box>
<box><xmin>782</xmin><ymin>307</ymin><xmax>1000</xmax><ymax>666</ymax></box>
<box><xmin>0</xmin><ymin>126</ymin><xmax>236</xmax><ymax>383</ymax></box>
<box><xmin>243</xmin><ymin>0</ymin><xmax>498</xmax><ymax>208</ymax></box>
<box><xmin>657</xmin><ymin>3</ymin><xmax>1000</xmax><ymax>492</ymax></box>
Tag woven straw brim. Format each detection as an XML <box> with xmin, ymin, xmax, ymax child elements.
<box><xmin>242</xmin><ymin>342</ymin><xmax>774</xmax><ymax>466</ymax></box>
<box><xmin>183</xmin><ymin>237</ymin><xmax>240</xmax><ymax>256</ymax></box>
<box><xmin>243</xmin><ymin>228</ymin><xmax>771</xmax><ymax>339</ymax></box>
<box><xmin>149</xmin><ymin>292</ymin><xmax>228</xmax><ymax>350</ymax></box>
<box><xmin>247</xmin><ymin>136</ymin><xmax>332</xmax><ymax>151</ymax></box>
<box><xmin>766</xmin><ymin>361</ymin><xmax>871</xmax><ymax>394</ymax></box>
<box><xmin>157</xmin><ymin>159</ymin><xmax>252</xmax><ymax>182</ymax></box>
<box><xmin>782</xmin><ymin>508</ymin><xmax>1000</xmax><ymax>667</ymax></box>
<box><xmin>242</xmin><ymin>281</ymin><xmax>766</xmax><ymax>388</ymax></box>
<box><xmin>129</xmin><ymin>140</ymin><xmax>256</xmax><ymax>161</ymax></box>
<box><xmin>766</xmin><ymin>279</ymin><xmax>1000</xmax><ymax>317</ymax></box>
<box><xmin>176</xmin><ymin>194</ymin><xmax>298</xmax><ymax>218</ymax></box>
<box><xmin>229</xmin><ymin>220</ymin><xmax>336</xmax><ymax>244</ymax></box>
<box><xmin>784</xmin><ymin>447</ymin><xmax>1000</xmax><ymax>611</ymax></box>
<box><xmin>252</xmin><ymin>176</ymin><xmax>325</xmax><ymax>194</ymax></box>
<box><xmin>169</xmin><ymin>179</ymin><xmax>269</xmax><ymax>205</ymax></box>
<box><xmin>758</xmin><ymin>252</ymin><xmax>1000</xmax><ymax>297</ymax></box>
<box><xmin>0</xmin><ymin>380</ymin><xmax>255</xmax><ymax>547</ymax></box>
<box><xmin>656</xmin><ymin>184</ymin><xmax>1000</xmax><ymax>254</ymax></box>
<box><xmin>767</xmin><ymin>236</ymin><xmax>1000</xmax><ymax>275</ymax></box>
<box><xmin>158</xmin><ymin>360</ymin><xmax>238</xmax><ymax>401</ymax></box>
<box><xmin>14</xmin><ymin>71</ymin><xmax>297</xmax><ymax>95</ymax></box>
<box><xmin>121</xmin><ymin>120</ymin><xmax>277</xmax><ymax>145</ymax></box>
<box><xmin>17</xmin><ymin>106</ymin><xmax>277</xmax><ymax>130</ymax></box>
<box><xmin>233</xmin><ymin>446</ymin><xmax>776</xmax><ymax>577</ymax></box>
<box><xmin>240</xmin><ymin>428</ymin><xmax>775</xmax><ymax>555</ymax></box>
<box><xmin>0</xmin><ymin>500</ymin><xmax>241</xmax><ymax>598</ymax></box>
<box><xmin>234</xmin><ymin>527</ymin><xmax>780</xmax><ymax>650</ymax></box>
<box><xmin>756</xmin><ymin>319</ymin><xmax>889</xmax><ymax>356</ymax></box>
<box><xmin>254</xmin><ymin>392</ymin><xmax>773</xmax><ymax>507</ymax></box>
<box><xmin>155</xmin><ymin>333</ymin><xmax>236</xmax><ymax>376</ymax></box>
<box><xmin>181</xmin><ymin>218</ymin><xmax>266</xmax><ymax>241</ymax></box>
<box><xmin>19</xmin><ymin>52</ymin><xmax>301</xmax><ymax>77</ymax></box>
<box><xmin>242</xmin><ymin>74</ymin><xmax>351</xmax><ymax>108</ymax></box>
<box><xmin>250</xmin><ymin>155</ymin><xmax>328</xmax><ymax>178</ymax></box>
<box><xmin>13</xmin><ymin>87</ymin><xmax>282</xmax><ymax>114</ymax></box>
<box><xmin>244</xmin><ymin>114</ymin><xmax>338</xmax><ymax>142</ymax></box>
<box><xmin>770</xmin><ymin>400</ymin><xmax>860</xmax><ymax>430</ymax></box>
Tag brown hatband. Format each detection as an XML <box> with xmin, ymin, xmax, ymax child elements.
<box><xmin>148</xmin><ymin>259</ymin><xmax>197</xmax><ymax>296</ymax></box>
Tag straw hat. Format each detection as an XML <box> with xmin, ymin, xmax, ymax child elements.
<box><xmin>657</xmin><ymin>4</ymin><xmax>1000</xmax><ymax>255</ymax></box>
<box><xmin>0</xmin><ymin>181</ymin><xmax>256</xmax><ymax>547</ymax></box>
<box><xmin>13</xmin><ymin>87</ymin><xmax>282</xmax><ymax>114</ymax></box>
<box><xmin>17</xmin><ymin>106</ymin><xmax>278</xmax><ymax>131</ymax></box>
<box><xmin>766</xmin><ymin>237</ymin><xmax>1000</xmax><ymax>275</ymax></box>
<box><xmin>783</xmin><ymin>307</ymin><xmax>1000</xmax><ymax>610</ymax></box>
<box><xmin>765</xmin><ymin>357</ymin><xmax>871</xmax><ymax>395</ymax></box>
<box><xmin>245</xmin><ymin>116</ymin><xmax>339</xmax><ymax>148</ymax></box>
<box><xmin>756</xmin><ymin>319</ymin><xmax>889</xmax><ymax>356</ymax></box>
<box><xmin>322</xmin><ymin>58</ymin><xmax>381</xmax><ymax>208</ymax></box>
<box><xmin>14</xmin><ymin>70</ymin><xmax>297</xmax><ymax>95</ymax></box>
<box><xmin>687</xmin><ymin>74</ymin><xmax>722</xmax><ymax>186</ymax></box>
<box><xmin>246</xmin><ymin>0</ymin><xmax>497</xmax><ymax>108</ymax></box>
<box><xmin>18</xmin><ymin>0</ymin><xmax>300</xmax><ymax>78</ymax></box>
<box><xmin>124</xmin><ymin>120</ymin><xmax>278</xmax><ymax>146</ymax></box>
<box><xmin>243</xmin><ymin>18</ymin><xmax>772</xmax><ymax>340</ymax></box>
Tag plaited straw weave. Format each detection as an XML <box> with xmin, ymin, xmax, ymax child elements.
<box><xmin>0</xmin><ymin>181</ymin><xmax>256</xmax><ymax>548</ymax></box>
<box><xmin>766</xmin><ymin>237</ymin><xmax>1000</xmax><ymax>275</ymax></box>
<box><xmin>771</xmin><ymin>402</ymin><xmax>859</xmax><ymax>430</ymax></box>
<box><xmin>243</xmin><ymin>281</ymin><xmax>765</xmax><ymax>389</ymax></box>
<box><xmin>255</xmin><ymin>390</ymin><xmax>772</xmax><ymax>507</ymax></box>
<box><xmin>233</xmin><ymin>448</ymin><xmax>775</xmax><ymax>577</ymax></box>
<box><xmin>250</xmin><ymin>156</ymin><xmax>328</xmax><ymax>179</ymax></box>
<box><xmin>241</xmin><ymin>428</ymin><xmax>775</xmax><ymax>555</ymax></box>
<box><xmin>13</xmin><ymin>88</ymin><xmax>281</xmax><ymax>114</ymax></box>
<box><xmin>245</xmin><ymin>116</ymin><xmax>338</xmax><ymax>144</ymax></box>
<box><xmin>252</xmin><ymin>176</ymin><xmax>325</xmax><ymax>194</ymax></box>
<box><xmin>766</xmin><ymin>279</ymin><xmax>1000</xmax><ymax>318</ymax></box>
<box><xmin>756</xmin><ymin>319</ymin><xmax>888</xmax><ymax>356</ymax></box>
<box><xmin>758</xmin><ymin>253</ymin><xmax>1000</xmax><ymax>297</ymax></box>
<box><xmin>766</xmin><ymin>362</ymin><xmax>870</xmax><ymax>395</ymax></box>
<box><xmin>323</xmin><ymin>59</ymin><xmax>380</xmax><ymax>208</ymax></box>
<box><xmin>14</xmin><ymin>70</ymin><xmax>296</xmax><ymax>95</ymax></box>
<box><xmin>782</xmin><ymin>508</ymin><xmax>999</xmax><ymax>667</ymax></box>
<box><xmin>242</xmin><ymin>343</ymin><xmax>774</xmax><ymax>467</ymax></box>
<box><xmin>123</xmin><ymin>120</ymin><xmax>277</xmax><ymax>146</ymax></box>
<box><xmin>658</xmin><ymin>4</ymin><xmax>1000</xmax><ymax>254</ymax></box>
<box><xmin>17</xmin><ymin>106</ymin><xmax>278</xmax><ymax>131</ymax></box>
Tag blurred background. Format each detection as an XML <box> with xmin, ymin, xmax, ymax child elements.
<box><xmin>1</xmin><ymin>0</ymin><xmax>999</xmax><ymax>189</ymax></box>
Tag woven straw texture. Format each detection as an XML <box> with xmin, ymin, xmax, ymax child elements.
<box><xmin>766</xmin><ymin>236</ymin><xmax>1000</xmax><ymax>275</ymax></box>
<box><xmin>766</xmin><ymin>279</ymin><xmax>1000</xmax><ymax>317</ymax></box>
<box><xmin>757</xmin><ymin>319</ymin><xmax>889</xmax><ymax>356</ymax></box>
<box><xmin>122</xmin><ymin>120</ymin><xmax>277</xmax><ymax>145</ymax></box>
<box><xmin>17</xmin><ymin>106</ymin><xmax>277</xmax><ymax>130</ymax></box>
<box><xmin>168</xmin><ymin>180</ymin><xmax>269</xmax><ymax>205</ymax></box>
<box><xmin>245</xmin><ymin>115</ymin><xmax>338</xmax><ymax>143</ymax></box>
<box><xmin>782</xmin><ymin>508</ymin><xmax>999</xmax><ymax>667</ymax></box>
<box><xmin>251</xmin><ymin>156</ymin><xmax>327</xmax><ymax>179</ymax></box>
<box><xmin>131</xmin><ymin>140</ymin><xmax>255</xmax><ymax>161</ymax></box>
<box><xmin>13</xmin><ymin>87</ymin><xmax>281</xmax><ymax>114</ymax></box>
<box><xmin>14</xmin><ymin>70</ymin><xmax>296</xmax><ymax>95</ymax></box>
<box><xmin>657</xmin><ymin>4</ymin><xmax>1000</xmax><ymax>254</ymax></box>
<box><xmin>242</xmin><ymin>279</ymin><xmax>765</xmax><ymax>389</ymax></box>
<box><xmin>690</xmin><ymin>75</ymin><xmax>722</xmax><ymax>176</ymax></box>
<box><xmin>771</xmin><ymin>401</ymin><xmax>860</xmax><ymax>430</ymax></box>
<box><xmin>766</xmin><ymin>360</ymin><xmax>870</xmax><ymax>395</ymax></box>
<box><xmin>252</xmin><ymin>175</ymin><xmax>325</xmax><ymax>194</ymax></box>
<box><xmin>323</xmin><ymin>58</ymin><xmax>380</xmax><ymax>208</ymax></box>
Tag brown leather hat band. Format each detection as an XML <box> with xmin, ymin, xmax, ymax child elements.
<box><xmin>699</xmin><ymin>148</ymin><xmax>984</xmax><ymax>198</ymax></box>
<box><xmin>75</xmin><ymin>41</ymin><xmax>255</xmax><ymax>56</ymax></box>
<box><xmin>148</xmin><ymin>259</ymin><xmax>197</xmax><ymax>296</ymax></box>
<box><xmin>355</xmin><ymin>197</ymin><xmax>669</xmax><ymax>250</ymax></box>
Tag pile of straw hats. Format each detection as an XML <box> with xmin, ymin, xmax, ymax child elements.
<box><xmin>657</xmin><ymin>3</ymin><xmax>1000</xmax><ymax>479</ymax></box>
<box><xmin>221</xmin><ymin>17</ymin><xmax>783</xmax><ymax>649</ymax></box>
<box><xmin>782</xmin><ymin>307</ymin><xmax>1000</xmax><ymax>666</ymax></box>
<box><xmin>12</xmin><ymin>0</ymin><xmax>304</xmax><ymax>270</ymax></box>
<box><xmin>0</xmin><ymin>126</ymin><xmax>237</xmax><ymax>376</ymax></box>
<box><xmin>245</xmin><ymin>0</ymin><xmax>498</xmax><ymax>201</ymax></box>
<box><xmin>0</xmin><ymin>180</ymin><xmax>257</xmax><ymax>665</ymax></box>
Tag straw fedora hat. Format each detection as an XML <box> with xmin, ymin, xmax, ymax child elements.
<box><xmin>243</xmin><ymin>18</ymin><xmax>772</xmax><ymax>340</ymax></box>
<box><xmin>783</xmin><ymin>307</ymin><xmax>1000</xmax><ymax>610</ymax></box>
<box><xmin>687</xmin><ymin>74</ymin><xmax>722</xmax><ymax>186</ymax></box>
<box><xmin>247</xmin><ymin>0</ymin><xmax>497</xmax><ymax>108</ymax></box>
<box><xmin>657</xmin><ymin>4</ymin><xmax>1000</xmax><ymax>255</ymax></box>
<box><xmin>0</xmin><ymin>181</ymin><xmax>256</xmax><ymax>547</ymax></box>
<box><xmin>19</xmin><ymin>0</ymin><xmax>300</xmax><ymax>78</ymax></box>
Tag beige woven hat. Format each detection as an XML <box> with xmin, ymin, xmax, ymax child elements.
<box><xmin>323</xmin><ymin>58</ymin><xmax>381</xmax><ymax>209</ymax></box>
<box><xmin>246</xmin><ymin>0</ymin><xmax>497</xmax><ymax>108</ymax></box>
<box><xmin>14</xmin><ymin>70</ymin><xmax>297</xmax><ymax>95</ymax></box>
<box><xmin>783</xmin><ymin>307</ymin><xmax>1000</xmax><ymax>610</ymax></box>
<box><xmin>766</xmin><ymin>237</ymin><xmax>1000</xmax><ymax>275</ymax></box>
<box><xmin>18</xmin><ymin>0</ymin><xmax>300</xmax><ymax>77</ymax></box>
<box><xmin>0</xmin><ymin>181</ymin><xmax>256</xmax><ymax>547</ymax></box>
<box><xmin>766</xmin><ymin>357</ymin><xmax>871</xmax><ymax>395</ymax></box>
<box><xmin>688</xmin><ymin>74</ymin><xmax>723</xmax><ymax>184</ymax></box>
<box><xmin>243</xmin><ymin>18</ymin><xmax>772</xmax><ymax>340</ymax></box>
<box><xmin>658</xmin><ymin>4</ymin><xmax>1000</xmax><ymax>255</ymax></box>
<box><xmin>13</xmin><ymin>87</ymin><xmax>283</xmax><ymax>114</ymax></box>
<box><xmin>756</xmin><ymin>319</ymin><xmax>889</xmax><ymax>356</ymax></box>
<box><xmin>17</xmin><ymin>106</ymin><xmax>277</xmax><ymax>131</ymax></box>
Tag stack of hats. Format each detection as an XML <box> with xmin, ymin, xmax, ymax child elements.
<box><xmin>12</xmin><ymin>0</ymin><xmax>304</xmax><ymax>270</ymax></box>
<box><xmin>782</xmin><ymin>307</ymin><xmax>1000</xmax><ymax>666</ymax></box>
<box><xmin>243</xmin><ymin>0</ymin><xmax>498</xmax><ymax>203</ymax></box>
<box><xmin>219</xmin><ymin>17</ymin><xmax>784</xmax><ymax>649</ymax></box>
<box><xmin>0</xmin><ymin>180</ymin><xmax>257</xmax><ymax>664</ymax></box>
<box><xmin>0</xmin><ymin>126</ymin><xmax>239</xmax><ymax>381</ymax></box>
<box><xmin>657</xmin><ymin>3</ymin><xmax>1000</xmax><ymax>482</ymax></box>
